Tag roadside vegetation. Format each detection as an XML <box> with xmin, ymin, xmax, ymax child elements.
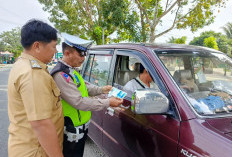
<box><xmin>0</xmin><ymin>0</ymin><xmax>231</xmax><ymax>58</ymax></box>
<box><xmin>168</xmin><ymin>24</ymin><xmax>232</xmax><ymax>56</ymax></box>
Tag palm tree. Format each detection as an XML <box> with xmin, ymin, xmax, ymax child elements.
<box><xmin>222</xmin><ymin>22</ymin><xmax>232</xmax><ymax>39</ymax></box>
<box><xmin>167</xmin><ymin>37</ymin><xmax>176</xmax><ymax>43</ymax></box>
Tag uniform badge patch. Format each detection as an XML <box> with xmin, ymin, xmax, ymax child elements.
<box><xmin>30</xmin><ymin>60</ymin><xmax>42</xmax><ymax>69</ymax></box>
<box><xmin>61</xmin><ymin>72</ymin><xmax>70</xmax><ymax>83</ymax></box>
<box><xmin>74</xmin><ymin>74</ymin><xmax>81</xmax><ymax>87</ymax></box>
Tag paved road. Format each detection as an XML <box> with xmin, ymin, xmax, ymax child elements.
<box><xmin>0</xmin><ymin>67</ymin><xmax>107</xmax><ymax>157</ymax></box>
<box><xmin>0</xmin><ymin>68</ymin><xmax>10</xmax><ymax>156</ymax></box>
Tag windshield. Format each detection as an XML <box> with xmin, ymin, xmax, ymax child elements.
<box><xmin>156</xmin><ymin>50</ymin><xmax>232</xmax><ymax>116</ymax></box>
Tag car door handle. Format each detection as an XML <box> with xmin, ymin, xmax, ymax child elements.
<box><xmin>105</xmin><ymin>107</ymin><xmax>115</xmax><ymax>116</ymax></box>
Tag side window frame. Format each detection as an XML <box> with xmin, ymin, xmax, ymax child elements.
<box><xmin>112</xmin><ymin>49</ymin><xmax>167</xmax><ymax>93</ymax></box>
<box><xmin>112</xmin><ymin>49</ymin><xmax>179</xmax><ymax>119</ymax></box>
<box><xmin>82</xmin><ymin>54</ymin><xmax>94</xmax><ymax>82</ymax></box>
<box><xmin>110</xmin><ymin>51</ymin><xmax>143</xmax><ymax>88</ymax></box>
<box><xmin>82</xmin><ymin>49</ymin><xmax>114</xmax><ymax>85</ymax></box>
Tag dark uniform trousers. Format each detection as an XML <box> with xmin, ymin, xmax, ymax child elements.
<box><xmin>63</xmin><ymin>130</ymin><xmax>88</xmax><ymax>157</ymax></box>
<box><xmin>63</xmin><ymin>117</ymin><xmax>89</xmax><ymax>157</ymax></box>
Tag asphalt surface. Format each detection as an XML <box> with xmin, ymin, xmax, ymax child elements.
<box><xmin>0</xmin><ymin>67</ymin><xmax>10</xmax><ymax>156</ymax></box>
<box><xmin>0</xmin><ymin>66</ymin><xmax>107</xmax><ymax>157</ymax></box>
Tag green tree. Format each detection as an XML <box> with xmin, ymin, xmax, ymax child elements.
<box><xmin>0</xmin><ymin>41</ymin><xmax>6</xmax><ymax>52</ymax></box>
<box><xmin>38</xmin><ymin>0</ymin><xmax>138</xmax><ymax>45</ymax></box>
<box><xmin>0</xmin><ymin>28</ymin><xmax>23</xmax><ymax>58</ymax></box>
<box><xmin>168</xmin><ymin>36</ymin><xmax>176</xmax><ymax>43</ymax></box>
<box><xmin>190</xmin><ymin>31</ymin><xmax>231</xmax><ymax>54</ymax></box>
<box><xmin>222</xmin><ymin>22</ymin><xmax>232</xmax><ymax>39</ymax></box>
<box><xmin>38</xmin><ymin>0</ymin><xmax>227</xmax><ymax>43</ymax></box>
<box><xmin>133</xmin><ymin>0</ymin><xmax>227</xmax><ymax>43</ymax></box>
<box><xmin>204</xmin><ymin>36</ymin><xmax>218</xmax><ymax>50</ymax></box>
<box><xmin>168</xmin><ymin>36</ymin><xmax>187</xmax><ymax>44</ymax></box>
<box><xmin>190</xmin><ymin>31</ymin><xmax>219</xmax><ymax>45</ymax></box>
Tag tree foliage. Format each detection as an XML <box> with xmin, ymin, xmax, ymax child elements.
<box><xmin>189</xmin><ymin>31</ymin><xmax>231</xmax><ymax>54</ymax></box>
<box><xmin>133</xmin><ymin>0</ymin><xmax>227</xmax><ymax>43</ymax></box>
<box><xmin>38</xmin><ymin>0</ymin><xmax>138</xmax><ymax>45</ymax></box>
<box><xmin>204</xmin><ymin>36</ymin><xmax>218</xmax><ymax>50</ymax></box>
<box><xmin>222</xmin><ymin>22</ymin><xmax>232</xmax><ymax>39</ymax></box>
<box><xmin>38</xmin><ymin>0</ymin><xmax>227</xmax><ymax>44</ymax></box>
<box><xmin>0</xmin><ymin>41</ymin><xmax>6</xmax><ymax>52</ymax></box>
<box><xmin>0</xmin><ymin>28</ymin><xmax>23</xmax><ymax>57</ymax></box>
<box><xmin>168</xmin><ymin>36</ymin><xmax>187</xmax><ymax>44</ymax></box>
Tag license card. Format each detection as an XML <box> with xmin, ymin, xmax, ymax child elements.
<box><xmin>108</xmin><ymin>87</ymin><xmax>127</xmax><ymax>99</ymax></box>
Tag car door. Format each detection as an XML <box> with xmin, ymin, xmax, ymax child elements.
<box><xmin>82</xmin><ymin>50</ymin><xmax>114</xmax><ymax>147</ymax></box>
<box><xmin>102</xmin><ymin>49</ymin><xmax>181</xmax><ymax>157</ymax></box>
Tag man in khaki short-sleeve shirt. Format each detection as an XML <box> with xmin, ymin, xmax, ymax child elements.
<box><xmin>8</xmin><ymin>53</ymin><xmax>64</xmax><ymax>157</ymax></box>
<box><xmin>8</xmin><ymin>19</ymin><xmax>64</xmax><ymax>157</ymax></box>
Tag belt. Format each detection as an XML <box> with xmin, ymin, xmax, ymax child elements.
<box><xmin>75</xmin><ymin>120</ymin><xmax>91</xmax><ymax>131</ymax></box>
<box><xmin>64</xmin><ymin>120</ymin><xmax>90</xmax><ymax>142</ymax></box>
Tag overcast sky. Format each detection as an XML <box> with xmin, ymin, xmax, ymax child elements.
<box><xmin>0</xmin><ymin>0</ymin><xmax>232</xmax><ymax>44</ymax></box>
<box><xmin>0</xmin><ymin>0</ymin><xmax>52</xmax><ymax>32</ymax></box>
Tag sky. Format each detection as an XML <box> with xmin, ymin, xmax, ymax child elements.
<box><xmin>0</xmin><ymin>0</ymin><xmax>232</xmax><ymax>44</ymax></box>
<box><xmin>0</xmin><ymin>0</ymin><xmax>52</xmax><ymax>32</ymax></box>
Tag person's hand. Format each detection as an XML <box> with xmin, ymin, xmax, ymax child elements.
<box><xmin>102</xmin><ymin>85</ymin><xmax>112</xmax><ymax>94</ymax></box>
<box><xmin>109</xmin><ymin>97</ymin><xmax>123</xmax><ymax>107</ymax></box>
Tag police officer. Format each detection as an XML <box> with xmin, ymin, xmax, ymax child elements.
<box><xmin>8</xmin><ymin>20</ymin><xmax>64</xmax><ymax>157</ymax></box>
<box><xmin>50</xmin><ymin>33</ymin><xmax>123</xmax><ymax>157</ymax></box>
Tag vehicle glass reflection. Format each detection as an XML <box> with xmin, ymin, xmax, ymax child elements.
<box><xmin>156</xmin><ymin>50</ymin><xmax>232</xmax><ymax>116</ymax></box>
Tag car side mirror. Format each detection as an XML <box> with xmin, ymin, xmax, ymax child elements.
<box><xmin>131</xmin><ymin>89</ymin><xmax>169</xmax><ymax>114</ymax></box>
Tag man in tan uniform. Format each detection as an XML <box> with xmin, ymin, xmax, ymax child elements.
<box><xmin>50</xmin><ymin>33</ymin><xmax>123</xmax><ymax>157</ymax></box>
<box><xmin>8</xmin><ymin>19</ymin><xmax>64</xmax><ymax>157</ymax></box>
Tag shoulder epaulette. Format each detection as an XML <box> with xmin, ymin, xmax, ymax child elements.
<box><xmin>30</xmin><ymin>60</ymin><xmax>42</xmax><ymax>69</ymax></box>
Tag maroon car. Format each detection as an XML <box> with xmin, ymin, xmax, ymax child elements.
<box><xmin>81</xmin><ymin>43</ymin><xmax>232</xmax><ymax>157</ymax></box>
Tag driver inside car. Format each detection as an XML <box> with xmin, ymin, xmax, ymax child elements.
<box><xmin>123</xmin><ymin>64</ymin><xmax>159</xmax><ymax>98</ymax></box>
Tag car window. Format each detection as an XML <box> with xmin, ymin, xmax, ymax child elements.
<box><xmin>157</xmin><ymin>50</ymin><xmax>232</xmax><ymax>116</ymax></box>
<box><xmin>89</xmin><ymin>55</ymin><xmax>112</xmax><ymax>86</ymax></box>
<box><xmin>114</xmin><ymin>54</ymin><xmax>160</xmax><ymax>99</ymax></box>
<box><xmin>114</xmin><ymin>55</ymin><xmax>141</xmax><ymax>87</ymax></box>
<box><xmin>83</xmin><ymin>55</ymin><xmax>94</xmax><ymax>82</ymax></box>
<box><xmin>158</xmin><ymin>56</ymin><xmax>185</xmax><ymax>76</ymax></box>
<box><xmin>113</xmin><ymin>50</ymin><xmax>178</xmax><ymax>119</ymax></box>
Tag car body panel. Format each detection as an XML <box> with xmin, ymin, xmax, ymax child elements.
<box><xmin>206</xmin><ymin>117</ymin><xmax>232</xmax><ymax>134</ymax></box>
<box><xmin>88</xmin><ymin>111</ymin><xmax>103</xmax><ymax>147</ymax></box>
<box><xmin>178</xmin><ymin>118</ymin><xmax>232</xmax><ymax>157</ymax></box>
<box><xmin>83</xmin><ymin>43</ymin><xmax>232</xmax><ymax>157</ymax></box>
<box><xmin>103</xmin><ymin>107</ymin><xmax>180</xmax><ymax>157</ymax></box>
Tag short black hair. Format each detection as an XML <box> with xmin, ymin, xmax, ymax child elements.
<box><xmin>139</xmin><ymin>64</ymin><xmax>145</xmax><ymax>74</ymax></box>
<box><xmin>21</xmin><ymin>19</ymin><xmax>57</xmax><ymax>49</ymax></box>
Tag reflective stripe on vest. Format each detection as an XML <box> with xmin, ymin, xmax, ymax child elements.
<box><xmin>61</xmin><ymin>69</ymin><xmax>91</xmax><ymax>127</ymax></box>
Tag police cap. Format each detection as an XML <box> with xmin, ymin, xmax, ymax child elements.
<box><xmin>61</xmin><ymin>32</ymin><xmax>93</xmax><ymax>52</ymax></box>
